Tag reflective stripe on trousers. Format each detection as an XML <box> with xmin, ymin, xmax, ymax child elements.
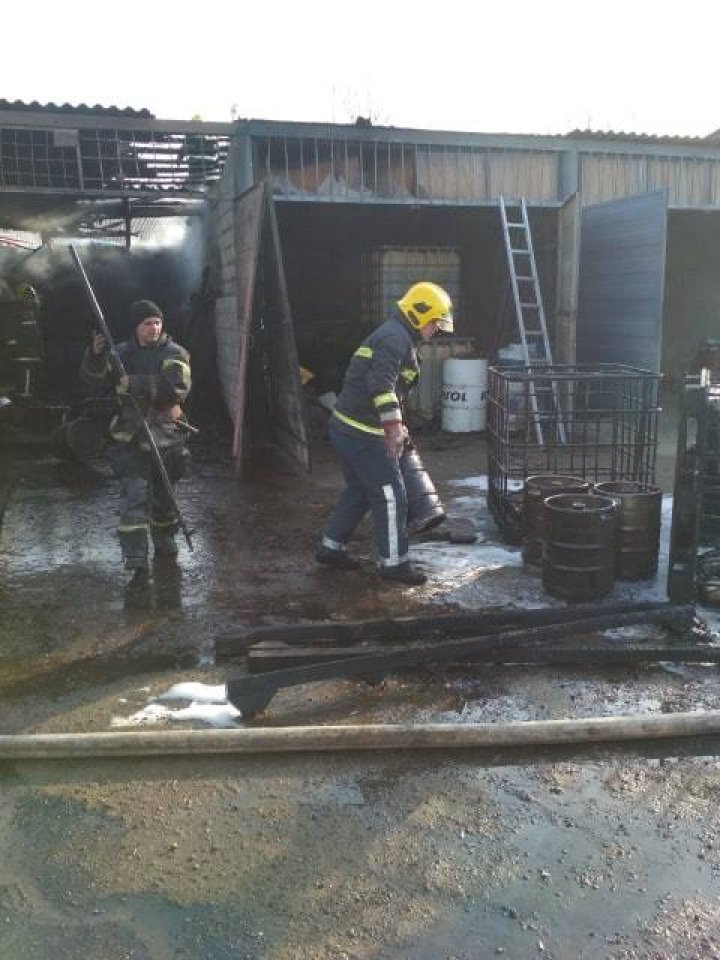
<box><xmin>323</xmin><ymin>421</ymin><xmax>409</xmax><ymax>566</ymax></box>
<box><xmin>110</xmin><ymin>443</ymin><xmax>181</xmax><ymax>553</ymax></box>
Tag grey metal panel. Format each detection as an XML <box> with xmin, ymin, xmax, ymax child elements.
<box><xmin>555</xmin><ymin>193</ymin><xmax>581</xmax><ymax>364</ymax></box>
<box><xmin>577</xmin><ymin>190</ymin><xmax>667</xmax><ymax>371</ymax></box>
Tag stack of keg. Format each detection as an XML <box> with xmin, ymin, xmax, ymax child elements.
<box><xmin>521</xmin><ymin>475</ymin><xmax>663</xmax><ymax>601</ymax></box>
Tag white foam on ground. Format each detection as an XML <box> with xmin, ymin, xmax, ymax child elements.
<box><xmin>112</xmin><ymin>683</ymin><xmax>241</xmax><ymax>727</ymax></box>
<box><xmin>157</xmin><ymin>682</ymin><xmax>227</xmax><ymax>703</ymax></box>
<box><xmin>112</xmin><ymin>701</ymin><xmax>240</xmax><ymax>728</ymax></box>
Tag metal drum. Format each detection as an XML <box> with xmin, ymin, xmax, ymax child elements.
<box><xmin>400</xmin><ymin>444</ymin><xmax>446</xmax><ymax>535</ymax></box>
<box><xmin>522</xmin><ymin>475</ymin><xmax>589</xmax><ymax>565</ymax></box>
<box><xmin>697</xmin><ymin>550</ymin><xmax>720</xmax><ymax>606</ymax></box>
<box><xmin>542</xmin><ymin>493</ymin><xmax>617</xmax><ymax>601</ymax></box>
<box><xmin>594</xmin><ymin>480</ymin><xmax>662</xmax><ymax>580</ymax></box>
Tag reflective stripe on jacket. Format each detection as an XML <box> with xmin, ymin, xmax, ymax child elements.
<box><xmin>333</xmin><ymin>315</ymin><xmax>420</xmax><ymax>438</ymax></box>
<box><xmin>80</xmin><ymin>333</ymin><xmax>191</xmax><ymax>446</ymax></box>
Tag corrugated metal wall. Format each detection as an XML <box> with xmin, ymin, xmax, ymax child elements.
<box><xmin>577</xmin><ymin>190</ymin><xmax>667</xmax><ymax>370</ymax></box>
<box><xmin>248</xmin><ymin>125</ymin><xmax>720</xmax><ymax>210</ymax></box>
<box><xmin>580</xmin><ymin>153</ymin><xmax>720</xmax><ymax>207</ymax></box>
<box><xmin>260</xmin><ymin>136</ymin><xmax>560</xmax><ymax>205</ymax></box>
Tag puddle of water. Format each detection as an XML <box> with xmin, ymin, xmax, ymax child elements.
<box><xmin>383</xmin><ymin>762</ymin><xmax>720</xmax><ymax>960</ymax></box>
<box><xmin>448</xmin><ymin>475</ymin><xmax>488</xmax><ymax>490</ymax></box>
<box><xmin>412</xmin><ymin>490</ymin><xmax>693</xmax><ymax>615</ymax></box>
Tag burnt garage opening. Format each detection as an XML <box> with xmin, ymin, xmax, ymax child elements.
<box><xmin>274</xmin><ymin>201</ymin><xmax>559</xmax><ymax>403</ymax></box>
<box><xmin>663</xmin><ymin>209</ymin><xmax>720</xmax><ymax>389</ymax></box>
<box><xmin>574</xmin><ymin>194</ymin><xmax>720</xmax><ymax>397</ymax></box>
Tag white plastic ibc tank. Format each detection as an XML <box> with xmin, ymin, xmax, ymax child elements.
<box><xmin>441</xmin><ymin>357</ymin><xmax>488</xmax><ymax>432</ymax></box>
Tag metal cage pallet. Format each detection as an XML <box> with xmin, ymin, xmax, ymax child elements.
<box><xmin>668</xmin><ymin>373</ymin><xmax>720</xmax><ymax>602</ymax></box>
<box><xmin>487</xmin><ymin>363</ymin><xmax>661</xmax><ymax>540</ymax></box>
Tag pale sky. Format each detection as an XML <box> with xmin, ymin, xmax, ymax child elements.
<box><xmin>3</xmin><ymin>0</ymin><xmax>717</xmax><ymax>137</ymax></box>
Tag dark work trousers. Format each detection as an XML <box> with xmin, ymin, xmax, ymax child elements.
<box><xmin>322</xmin><ymin>420</ymin><xmax>409</xmax><ymax>568</ymax></box>
<box><xmin>110</xmin><ymin>443</ymin><xmax>186</xmax><ymax>561</ymax></box>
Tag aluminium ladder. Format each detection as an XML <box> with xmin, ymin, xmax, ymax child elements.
<box><xmin>499</xmin><ymin>195</ymin><xmax>566</xmax><ymax>445</ymax></box>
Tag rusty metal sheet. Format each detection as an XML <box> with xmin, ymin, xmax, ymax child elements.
<box><xmin>231</xmin><ymin>182</ymin><xmax>265</xmax><ymax>471</ymax></box>
<box><xmin>259</xmin><ymin>189</ymin><xmax>311</xmax><ymax>472</ymax></box>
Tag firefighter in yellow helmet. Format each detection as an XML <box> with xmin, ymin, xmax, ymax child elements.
<box><xmin>316</xmin><ymin>281</ymin><xmax>453</xmax><ymax>585</ymax></box>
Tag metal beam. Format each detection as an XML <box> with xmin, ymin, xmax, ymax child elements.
<box><xmin>0</xmin><ymin>110</ymin><xmax>233</xmax><ymax>136</ymax></box>
<box><xmin>239</xmin><ymin>119</ymin><xmax>720</xmax><ymax>162</ymax></box>
<box><xmin>273</xmin><ymin>195</ymin><xmax>563</xmax><ymax>208</ymax></box>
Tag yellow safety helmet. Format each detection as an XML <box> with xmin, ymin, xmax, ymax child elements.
<box><xmin>397</xmin><ymin>281</ymin><xmax>454</xmax><ymax>333</ymax></box>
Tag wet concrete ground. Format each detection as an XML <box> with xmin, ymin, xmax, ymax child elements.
<box><xmin>2</xmin><ymin>423</ymin><xmax>720</xmax><ymax>959</ymax></box>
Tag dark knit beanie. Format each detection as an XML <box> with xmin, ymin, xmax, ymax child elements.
<box><xmin>130</xmin><ymin>299</ymin><xmax>164</xmax><ymax>328</ymax></box>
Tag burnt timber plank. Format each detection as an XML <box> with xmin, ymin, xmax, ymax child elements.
<box><xmin>216</xmin><ymin>600</ymin><xmax>690</xmax><ymax>658</ymax></box>
<box><xmin>246</xmin><ymin>645</ymin><xmax>720</xmax><ymax>670</ymax></box>
<box><xmin>227</xmin><ymin>606</ymin><xmax>696</xmax><ymax>717</ymax></box>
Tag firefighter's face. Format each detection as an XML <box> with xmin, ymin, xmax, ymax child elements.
<box><xmin>419</xmin><ymin>320</ymin><xmax>440</xmax><ymax>342</ymax></box>
<box><xmin>136</xmin><ymin>316</ymin><xmax>163</xmax><ymax>346</ymax></box>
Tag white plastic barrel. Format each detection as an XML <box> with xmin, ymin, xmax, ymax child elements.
<box><xmin>441</xmin><ymin>357</ymin><xmax>488</xmax><ymax>432</ymax></box>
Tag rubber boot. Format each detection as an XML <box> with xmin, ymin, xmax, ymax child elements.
<box><xmin>315</xmin><ymin>545</ymin><xmax>361</xmax><ymax>570</ymax></box>
<box><xmin>379</xmin><ymin>562</ymin><xmax>427</xmax><ymax>586</ymax></box>
<box><xmin>119</xmin><ymin>528</ymin><xmax>149</xmax><ymax>573</ymax></box>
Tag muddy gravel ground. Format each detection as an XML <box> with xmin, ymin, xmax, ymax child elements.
<box><xmin>2</xmin><ymin>424</ymin><xmax>720</xmax><ymax>959</ymax></box>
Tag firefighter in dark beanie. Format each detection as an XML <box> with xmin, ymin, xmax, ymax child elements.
<box><xmin>80</xmin><ymin>299</ymin><xmax>192</xmax><ymax>573</ymax></box>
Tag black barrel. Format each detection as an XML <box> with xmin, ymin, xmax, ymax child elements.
<box><xmin>594</xmin><ymin>480</ymin><xmax>662</xmax><ymax>580</ymax></box>
<box><xmin>400</xmin><ymin>445</ymin><xmax>446</xmax><ymax>535</ymax></box>
<box><xmin>522</xmin><ymin>475</ymin><xmax>589</xmax><ymax>565</ymax></box>
<box><xmin>543</xmin><ymin>493</ymin><xmax>617</xmax><ymax>601</ymax></box>
<box><xmin>697</xmin><ymin>550</ymin><xmax>720</xmax><ymax>606</ymax></box>
<box><xmin>701</xmin><ymin>459</ymin><xmax>720</xmax><ymax>541</ymax></box>
<box><xmin>56</xmin><ymin>416</ymin><xmax>107</xmax><ymax>459</ymax></box>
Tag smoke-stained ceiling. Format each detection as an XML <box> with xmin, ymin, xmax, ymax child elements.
<box><xmin>0</xmin><ymin>194</ymin><xmax>205</xmax><ymax>242</ymax></box>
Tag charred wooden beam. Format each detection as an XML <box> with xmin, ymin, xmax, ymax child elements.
<box><xmin>216</xmin><ymin>599</ymin><xmax>688</xmax><ymax>659</ymax></box>
<box><xmin>246</xmin><ymin>637</ymin><xmax>714</xmax><ymax>673</ymax></box>
<box><xmin>227</xmin><ymin>605</ymin><xmax>696</xmax><ymax>718</ymax></box>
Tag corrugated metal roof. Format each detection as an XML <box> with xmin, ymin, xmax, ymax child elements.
<box><xmin>0</xmin><ymin>99</ymin><xmax>154</xmax><ymax>119</ymax></box>
<box><xmin>564</xmin><ymin>127</ymin><xmax>718</xmax><ymax>147</ymax></box>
